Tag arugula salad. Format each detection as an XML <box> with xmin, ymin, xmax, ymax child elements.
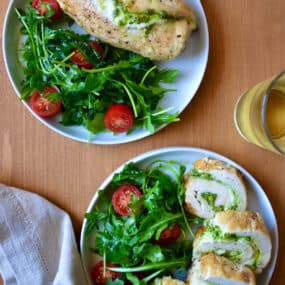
<box><xmin>15</xmin><ymin>1</ymin><xmax>180</xmax><ymax>139</ymax></box>
<box><xmin>85</xmin><ymin>160</ymin><xmax>201</xmax><ymax>285</ymax></box>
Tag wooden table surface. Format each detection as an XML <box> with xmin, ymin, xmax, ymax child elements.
<box><xmin>0</xmin><ymin>0</ymin><xmax>284</xmax><ymax>284</ymax></box>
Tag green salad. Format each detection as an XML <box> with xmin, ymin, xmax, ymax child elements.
<box><xmin>16</xmin><ymin>4</ymin><xmax>180</xmax><ymax>139</ymax></box>
<box><xmin>84</xmin><ymin>160</ymin><xmax>201</xmax><ymax>284</ymax></box>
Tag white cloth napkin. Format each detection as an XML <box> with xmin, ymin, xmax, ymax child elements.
<box><xmin>0</xmin><ymin>184</ymin><xmax>88</xmax><ymax>285</ymax></box>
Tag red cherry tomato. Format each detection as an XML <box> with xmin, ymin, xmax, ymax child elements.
<box><xmin>32</xmin><ymin>0</ymin><xmax>62</xmax><ymax>20</ymax></box>
<box><xmin>91</xmin><ymin>261</ymin><xmax>121</xmax><ymax>285</ymax></box>
<box><xmin>29</xmin><ymin>86</ymin><xmax>62</xmax><ymax>118</ymax></box>
<box><xmin>154</xmin><ymin>224</ymin><xmax>181</xmax><ymax>246</ymax></box>
<box><xmin>104</xmin><ymin>104</ymin><xmax>134</xmax><ymax>133</ymax></box>
<box><xmin>71</xmin><ymin>41</ymin><xmax>103</xmax><ymax>69</ymax></box>
<box><xmin>112</xmin><ymin>184</ymin><xmax>142</xmax><ymax>216</ymax></box>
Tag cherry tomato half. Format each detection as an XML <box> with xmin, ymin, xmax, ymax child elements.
<box><xmin>104</xmin><ymin>104</ymin><xmax>134</xmax><ymax>133</ymax></box>
<box><xmin>29</xmin><ymin>86</ymin><xmax>62</xmax><ymax>118</ymax></box>
<box><xmin>71</xmin><ymin>41</ymin><xmax>103</xmax><ymax>69</ymax></box>
<box><xmin>91</xmin><ymin>261</ymin><xmax>121</xmax><ymax>285</ymax></box>
<box><xmin>112</xmin><ymin>184</ymin><xmax>142</xmax><ymax>216</ymax></box>
<box><xmin>154</xmin><ymin>224</ymin><xmax>181</xmax><ymax>246</ymax></box>
<box><xmin>32</xmin><ymin>0</ymin><xmax>62</xmax><ymax>20</ymax></box>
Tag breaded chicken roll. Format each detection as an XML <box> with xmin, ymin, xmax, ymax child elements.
<box><xmin>56</xmin><ymin>0</ymin><xmax>197</xmax><ymax>60</ymax></box>
<box><xmin>193</xmin><ymin>211</ymin><xmax>272</xmax><ymax>274</ymax></box>
<box><xmin>152</xmin><ymin>276</ymin><xmax>186</xmax><ymax>285</ymax></box>
<box><xmin>184</xmin><ymin>158</ymin><xmax>247</xmax><ymax>219</ymax></box>
<box><xmin>187</xmin><ymin>253</ymin><xmax>256</xmax><ymax>285</ymax></box>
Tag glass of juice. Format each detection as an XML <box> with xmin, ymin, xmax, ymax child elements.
<box><xmin>234</xmin><ymin>71</ymin><xmax>285</xmax><ymax>155</ymax></box>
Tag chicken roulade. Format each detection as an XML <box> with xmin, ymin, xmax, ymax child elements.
<box><xmin>56</xmin><ymin>0</ymin><xmax>197</xmax><ymax>60</ymax></box>
<box><xmin>188</xmin><ymin>253</ymin><xmax>256</xmax><ymax>285</ymax></box>
<box><xmin>192</xmin><ymin>210</ymin><xmax>272</xmax><ymax>274</ymax></box>
<box><xmin>184</xmin><ymin>158</ymin><xmax>247</xmax><ymax>219</ymax></box>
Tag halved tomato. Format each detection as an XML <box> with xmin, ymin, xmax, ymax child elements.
<box><xmin>112</xmin><ymin>184</ymin><xmax>142</xmax><ymax>216</ymax></box>
<box><xmin>154</xmin><ymin>224</ymin><xmax>181</xmax><ymax>246</ymax></box>
<box><xmin>32</xmin><ymin>0</ymin><xmax>62</xmax><ymax>20</ymax></box>
<box><xmin>91</xmin><ymin>261</ymin><xmax>121</xmax><ymax>285</ymax></box>
<box><xmin>71</xmin><ymin>41</ymin><xmax>103</xmax><ymax>69</ymax></box>
<box><xmin>29</xmin><ymin>86</ymin><xmax>62</xmax><ymax>118</ymax></box>
<box><xmin>104</xmin><ymin>104</ymin><xmax>134</xmax><ymax>133</ymax></box>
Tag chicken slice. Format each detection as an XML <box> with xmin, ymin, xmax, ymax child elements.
<box><xmin>56</xmin><ymin>0</ymin><xmax>196</xmax><ymax>60</ymax></box>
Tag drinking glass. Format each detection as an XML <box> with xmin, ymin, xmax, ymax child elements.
<box><xmin>234</xmin><ymin>71</ymin><xmax>285</xmax><ymax>155</ymax></box>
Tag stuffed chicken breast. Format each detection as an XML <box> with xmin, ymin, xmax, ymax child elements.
<box><xmin>184</xmin><ymin>158</ymin><xmax>247</xmax><ymax>219</ymax></box>
<box><xmin>152</xmin><ymin>276</ymin><xmax>186</xmax><ymax>285</ymax></box>
<box><xmin>192</xmin><ymin>211</ymin><xmax>272</xmax><ymax>274</ymax></box>
<box><xmin>187</xmin><ymin>253</ymin><xmax>256</xmax><ymax>285</ymax></box>
<box><xmin>56</xmin><ymin>0</ymin><xmax>197</xmax><ymax>60</ymax></box>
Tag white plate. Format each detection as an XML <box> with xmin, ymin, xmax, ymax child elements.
<box><xmin>2</xmin><ymin>0</ymin><xmax>209</xmax><ymax>145</ymax></box>
<box><xmin>80</xmin><ymin>146</ymin><xmax>278</xmax><ymax>284</ymax></box>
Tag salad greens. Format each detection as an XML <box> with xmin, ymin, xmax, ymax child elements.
<box><xmin>16</xmin><ymin>6</ymin><xmax>180</xmax><ymax>137</ymax></box>
<box><xmin>85</xmin><ymin>160</ymin><xmax>197</xmax><ymax>284</ymax></box>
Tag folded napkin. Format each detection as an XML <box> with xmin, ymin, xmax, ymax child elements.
<box><xmin>0</xmin><ymin>184</ymin><xmax>88</xmax><ymax>285</ymax></box>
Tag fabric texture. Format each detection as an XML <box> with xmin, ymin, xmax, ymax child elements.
<box><xmin>0</xmin><ymin>184</ymin><xmax>88</xmax><ymax>285</ymax></box>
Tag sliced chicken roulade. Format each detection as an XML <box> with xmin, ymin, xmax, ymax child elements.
<box><xmin>152</xmin><ymin>276</ymin><xmax>186</xmax><ymax>285</ymax></box>
<box><xmin>56</xmin><ymin>0</ymin><xmax>196</xmax><ymax>60</ymax></box>
<box><xmin>187</xmin><ymin>253</ymin><xmax>256</xmax><ymax>285</ymax></box>
<box><xmin>184</xmin><ymin>158</ymin><xmax>247</xmax><ymax>219</ymax></box>
<box><xmin>192</xmin><ymin>210</ymin><xmax>272</xmax><ymax>274</ymax></box>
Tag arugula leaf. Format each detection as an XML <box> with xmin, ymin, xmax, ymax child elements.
<box><xmin>126</xmin><ymin>273</ymin><xmax>142</xmax><ymax>285</ymax></box>
<box><xmin>111</xmin><ymin>163</ymin><xmax>147</xmax><ymax>188</ymax></box>
<box><xmin>83</xmin><ymin>73</ymin><xmax>110</xmax><ymax>93</ymax></box>
<box><xmin>86</xmin><ymin>113</ymin><xmax>106</xmax><ymax>134</ymax></box>
<box><xmin>84</xmin><ymin>211</ymin><xmax>109</xmax><ymax>235</ymax></box>
<box><xmin>152</xmin><ymin>69</ymin><xmax>180</xmax><ymax>84</ymax></box>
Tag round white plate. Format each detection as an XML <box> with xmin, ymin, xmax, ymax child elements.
<box><xmin>3</xmin><ymin>0</ymin><xmax>209</xmax><ymax>144</ymax></box>
<box><xmin>80</xmin><ymin>146</ymin><xmax>278</xmax><ymax>285</ymax></box>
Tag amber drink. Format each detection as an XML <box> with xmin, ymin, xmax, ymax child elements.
<box><xmin>234</xmin><ymin>71</ymin><xmax>285</xmax><ymax>155</ymax></box>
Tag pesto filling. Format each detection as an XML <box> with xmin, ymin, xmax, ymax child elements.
<box><xmin>190</xmin><ymin>168</ymin><xmax>239</xmax><ymax>211</ymax></box>
<box><xmin>201</xmin><ymin>225</ymin><xmax>261</xmax><ymax>269</ymax></box>
<box><xmin>200</xmin><ymin>192</ymin><xmax>225</xmax><ymax>212</ymax></box>
<box><xmin>97</xmin><ymin>0</ymin><xmax>187</xmax><ymax>29</ymax></box>
<box><xmin>208</xmin><ymin>248</ymin><xmax>242</xmax><ymax>261</ymax></box>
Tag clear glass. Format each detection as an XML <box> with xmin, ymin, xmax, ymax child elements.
<box><xmin>234</xmin><ymin>71</ymin><xmax>285</xmax><ymax>155</ymax></box>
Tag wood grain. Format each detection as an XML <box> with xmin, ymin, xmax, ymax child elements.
<box><xmin>0</xmin><ymin>1</ymin><xmax>284</xmax><ymax>284</ymax></box>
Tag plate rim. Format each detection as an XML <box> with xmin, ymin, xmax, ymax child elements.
<box><xmin>2</xmin><ymin>0</ymin><xmax>209</xmax><ymax>145</ymax></box>
<box><xmin>80</xmin><ymin>146</ymin><xmax>279</xmax><ymax>285</ymax></box>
